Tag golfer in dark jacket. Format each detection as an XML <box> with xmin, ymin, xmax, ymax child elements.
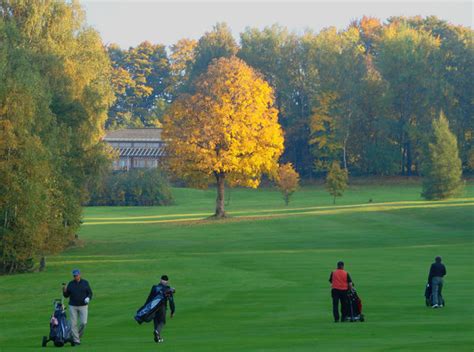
<box><xmin>146</xmin><ymin>275</ymin><xmax>175</xmax><ymax>343</ymax></box>
<box><xmin>329</xmin><ymin>261</ymin><xmax>353</xmax><ymax>322</ymax></box>
<box><xmin>428</xmin><ymin>256</ymin><xmax>447</xmax><ymax>308</ymax></box>
<box><xmin>62</xmin><ymin>269</ymin><xmax>93</xmax><ymax>345</ymax></box>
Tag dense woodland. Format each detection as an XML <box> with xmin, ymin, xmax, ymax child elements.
<box><xmin>0</xmin><ymin>0</ymin><xmax>472</xmax><ymax>273</ymax></box>
<box><xmin>0</xmin><ymin>1</ymin><xmax>114</xmax><ymax>273</ymax></box>
<box><xmin>107</xmin><ymin>19</ymin><xmax>473</xmax><ymax>178</ymax></box>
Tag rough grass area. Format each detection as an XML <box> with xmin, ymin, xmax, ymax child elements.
<box><xmin>0</xmin><ymin>184</ymin><xmax>473</xmax><ymax>351</ymax></box>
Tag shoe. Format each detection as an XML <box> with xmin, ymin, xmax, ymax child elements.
<box><xmin>439</xmin><ymin>304</ymin><xmax>444</xmax><ymax>308</ymax></box>
<box><xmin>153</xmin><ymin>330</ymin><xmax>159</xmax><ymax>343</ymax></box>
<box><xmin>432</xmin><ymin>304</ymin><xmax>439</xmax><ymax>308</ymax></box>
<box><xmin>158</xmin><ymin>337</ymin><xmax>164</xmax><ymax>343</ymax></box>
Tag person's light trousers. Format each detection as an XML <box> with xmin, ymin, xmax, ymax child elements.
<box><xmin>69</xmin><ymin>305</ymin><xmax>88</xmax><ymax>343</ymax></box>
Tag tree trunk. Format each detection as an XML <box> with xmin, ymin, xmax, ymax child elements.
<box><xmin>343</xmin><ymin>120</ymin><xmax>350</xmax><ymax>171</ymax></box>
<box><xmin>401</xmin><ymin>143</ymin><xmax>406</xmax><ymax>175</ymax></box>
<box><xmin>399</xmin><ymin>115</ymin><xmax>405</xmax><ymax>175</ymax></box>
<box><xmin>342</xmin><ymin>141</ymin><xmax>348</xmax><ymax>170</ymax></box>
<box><xmin>39</xmin><ymin>256</ymin><xmax>46</xmax><ymax>272</ymax></box>
<box><xmin>9</xmin><ymin>261</ymin><xmax>15</xmax><ymax>274</ymax></box>
<box><xmin>406</xmin><ymin>141</ymin><xmax>412</xmax><ymax>176</ymax></box>
<box><xmin>214</xmin><ymin>172</ymin><xmax>226</xmax><ymax>218</ymax></box>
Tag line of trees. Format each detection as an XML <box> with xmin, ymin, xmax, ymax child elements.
<box><xmin>0</xmin><ymin>1</ymin><xmax>114</xmax><ymax>273</ymax></box>
<box><xmin>107</xmin><ymin>18</ymin><xmax>473</xmax><ymax>178</ymax></box>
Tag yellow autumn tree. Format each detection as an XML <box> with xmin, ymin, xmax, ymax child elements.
<box><xmin>163</xmin><ymin>57</ymin><xmax>284</xmax><ymax>217</ymax></box>
<box><xmin>309</xmin><ymin>91</ymin><xmax>344</xmax><ymax>171</ymax></box>
<box><xmin>275</xmin><ymin>163</ymin><xmax>300</xmax><ymax>205</ymax></box>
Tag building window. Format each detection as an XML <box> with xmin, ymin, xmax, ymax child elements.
<box><xmin>133</xmin><ymin>158</ymin><xmax>145</xmax><ymax>168</ymax></box>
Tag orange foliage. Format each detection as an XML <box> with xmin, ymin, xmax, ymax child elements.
<box><xmin>163</xmin><ymin>56</ymin><xmax>284</xmax><ymax>189</ymax></box>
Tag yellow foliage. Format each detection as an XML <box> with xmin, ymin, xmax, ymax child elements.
<box><xmin>309</xmin><ymin>91</ymin><xmax>341</xmax><ymax>150</ymax></box>
<box><xmin>163</xmin><ymin>56</ymin><xmax>284</xmax><ymax>188</ymax></box>
<box><xmin>275</xmin><ymin>163</ymin><xmax>300</xmax><ymax>205</ymax></box>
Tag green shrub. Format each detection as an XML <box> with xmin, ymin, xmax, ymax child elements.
<box><xmin>87</xmin><ymin>169</ymin><xmax>173</xmax><ymax>206</ymax></box>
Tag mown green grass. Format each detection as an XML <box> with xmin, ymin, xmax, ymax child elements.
<box><xmin>1</xmin><ymin>184</ymin><xmax>473</xmax><ymax>351</ymax></box>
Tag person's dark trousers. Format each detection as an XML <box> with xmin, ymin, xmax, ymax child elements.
<box><xmin>332</xmin><ymin>289</ymin><xmax>348</xmax><ymax>322</ymax></box>
<box><xmin>431</xmin><ymin>276</ymin><xmax>444</xmax><ymax>306</ymax></box>
<box><xmin>153</xmin><ymin>306</ymin><xmax>166</xmax><ymax>336</ymax></box>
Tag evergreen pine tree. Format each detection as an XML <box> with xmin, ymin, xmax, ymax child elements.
<box><xmin>422</xmin><ymin>112</ymin><xmax>463</xmax><ymax>200</ymax></box>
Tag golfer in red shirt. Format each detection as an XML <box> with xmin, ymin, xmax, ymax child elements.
<box><xmin>329</xmin><ymin>261</ymin><xmax>353</xmax><ymax>322</ymax></box>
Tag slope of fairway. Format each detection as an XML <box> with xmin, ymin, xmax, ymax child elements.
<box><xmin>0</xmin><ymin>184</ymin><xmax>473</xmax><ymax>351</ymax></box>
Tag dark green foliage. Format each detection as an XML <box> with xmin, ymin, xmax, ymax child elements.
<box><xmin>239</xmin><ymin>25</ymin><xmax>315</xmax><ymax>177</ymax></box>
<box><xmin>107</xmin><ymin>42</ymin><xmax>171</xmax><ymax>129</ymax></box>
<box><xmin>189</xmin><ymin>23</ymin><xmax>238</xmax><ymax>84</ymax></box>
<box><xmin>87</xmin><ymin>169</ymin><xmax>173</xmax><ymax>206</ymax></box>
<box><xmin>422</xmin><ymin>113</ymin><xmax>464</xmax><ymax>200</ymax></box>
<box><xmin>238</xmin><ymin>19</ymin><xmax>473</xmax><ymax>177</ymax></box>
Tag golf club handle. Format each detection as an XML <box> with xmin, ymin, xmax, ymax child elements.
<box><xmin>61</xmin><ymin>283</ymin><xmax>66</xmax><ymax>305</ymax></box>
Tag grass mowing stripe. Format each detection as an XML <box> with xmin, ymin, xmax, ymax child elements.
<box><xmin>84</xmin><ymin>197</ymin><xmax>474</xmax><ymax>221</ymax></box>
<box><xmin>82</xmin><ymin>201</ymin><xmax>474</xmax><ymax>226</ymax></box>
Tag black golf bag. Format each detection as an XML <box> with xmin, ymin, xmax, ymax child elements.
<box><xmin>345</xmin><ymin>289</ymin><xmax>365</xmax><ymax>322</ymax></box>
<box><xmin>42</xmin><ymin>299</ymin><xmax>74</xmax><ymax>347</ymax></box>
<box><xmin>135</xmin><ymin>286</ymin><xmax>175</xmax><ymax>324</ymax></box>
<box><xmin>425</xmin><ymin>283</ymin><xmax>445</xmax><ymax>307</ymax></box>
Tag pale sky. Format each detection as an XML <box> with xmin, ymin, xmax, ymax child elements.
<box><xmin>82</xmin><ymin>0</ymin><xmax>473</xmax><ymax>48</ymax></box>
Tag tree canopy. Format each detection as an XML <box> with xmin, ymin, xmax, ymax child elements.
<box><xmin>108</xmin><ymin>16</ymin><xmax>473</xmax><ymax>177</ymax></box>
<box><xmin>0</xmin><ymin>0</ymin><xmax>114</xmax><ymax>273</ymax></box>
<box><xmin>163</xmin><ymin>56</ymin><xmax>284</xmax><ymax>217</ymax></box>
<box><xmin>422</xmin><ymin>112</ymin><xmax>463</xmax><ymax>200</ymax></box>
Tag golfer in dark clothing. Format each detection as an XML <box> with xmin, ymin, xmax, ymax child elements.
<box><xmin>62</xmin><ymin>269</ymin><xmax>93</xmax><ymax>345</ymax></box>
<box><xmin>329</xmin><ymin>261</ymin><xmax>353</xmax><ymax>322</ymax></box>
<box><xmin>428</xmin><ymin>256</ymin><xmax>447</xmax><ymax>308</ymax></box>
<box><xmin>145</xmin><ymin>275</ymin><xmax>175</xmax><ymax>343</ymax></box>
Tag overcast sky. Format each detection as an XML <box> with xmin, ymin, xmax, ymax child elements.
<box><xmin>82</xmin><ymin>0</ymin><xmax>473</xmax><ymax>48</ymax></box>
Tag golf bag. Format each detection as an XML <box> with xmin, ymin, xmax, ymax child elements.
<box><xmin>42</xmin><ymin>299</ymin><xmax>74</xmax><ymax>347</ymax></box>
<box><xmin>425</xmin><ymin>283</ymin><xmax>445</xmax><ymax>307</ymax></box>
<box><xmin>345</xmin><ymin>289</ymin><xmax>364</xmax><ymax>322</ymax></box>
<box><xmin>135</xmin><ymin>286</ymin><xmax>175</xmax><ymax>324</ymax></box>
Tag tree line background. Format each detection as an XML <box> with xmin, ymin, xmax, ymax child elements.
<box><xmin>0</xmin><ymin>0</ymin><xmax>472</xmax><ymax>273</ymax></box>
<box><xmin>107</xmin><ymin>18</ymin><xmax>473</xmax><ymax>178</ymax></box>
